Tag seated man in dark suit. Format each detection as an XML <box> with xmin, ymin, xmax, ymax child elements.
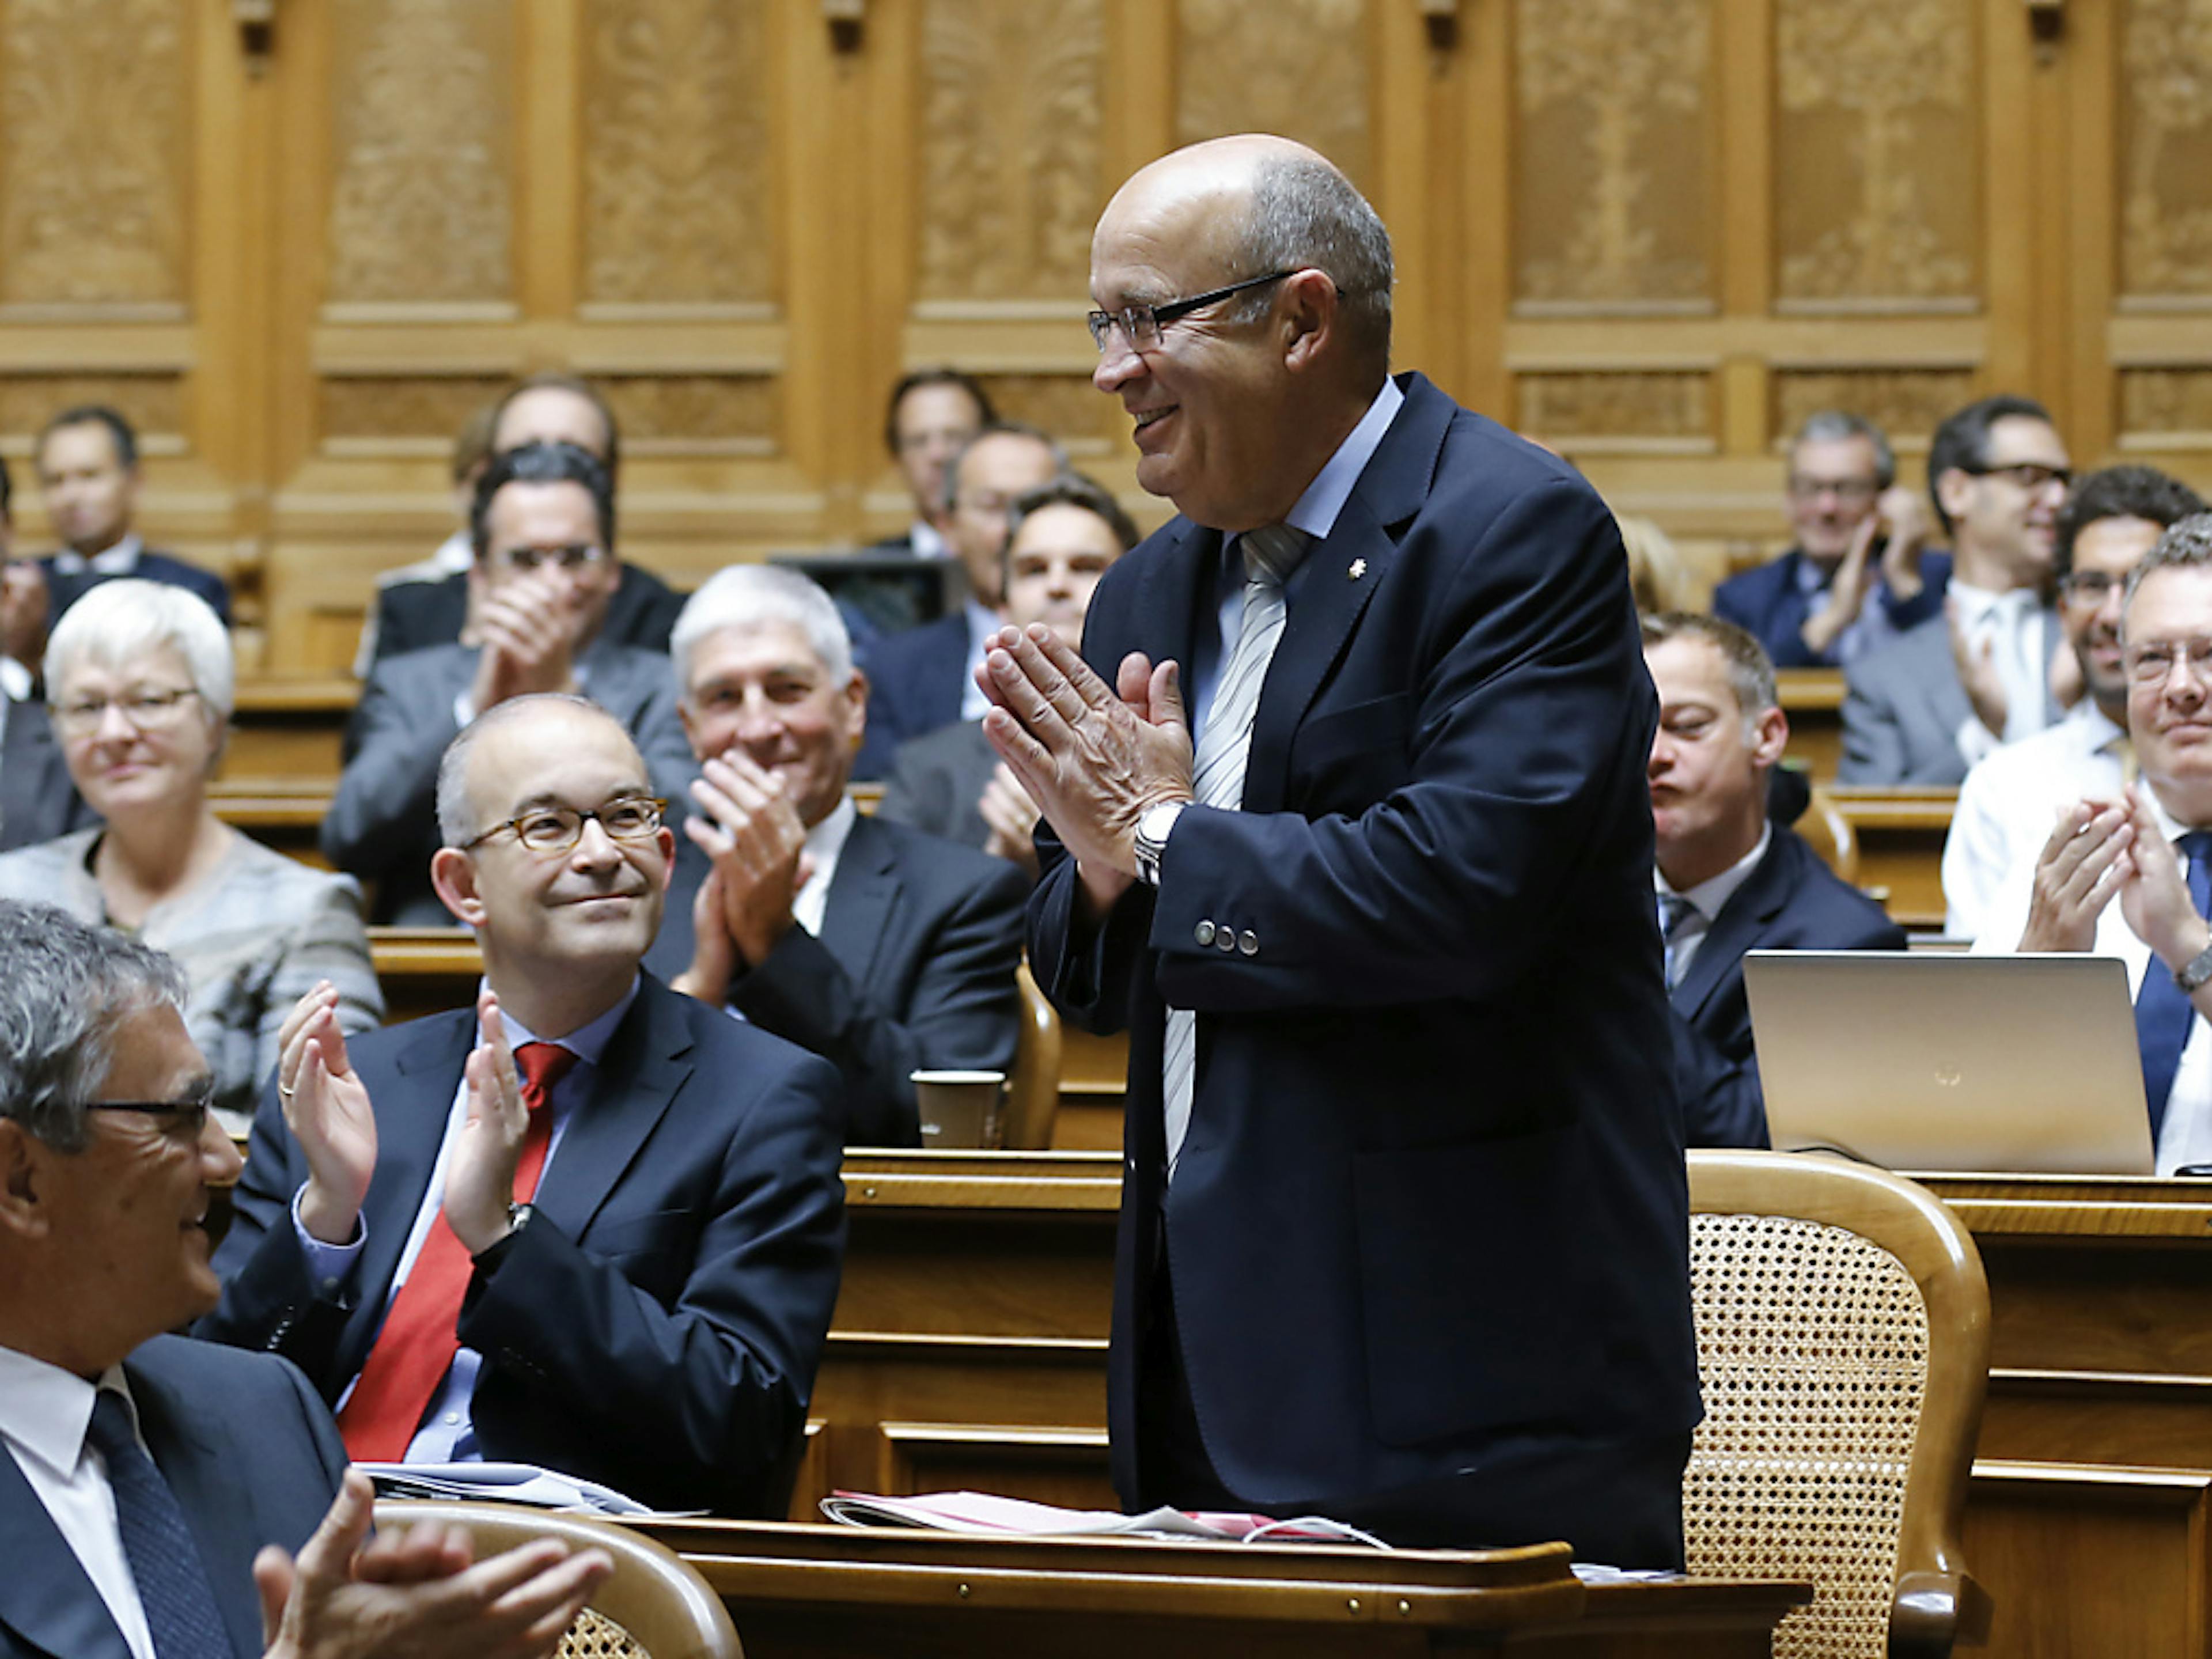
<box><xmin>0</xmin><ymin>900</ymin><xmax>609</xmax><ymax>1659</ymax></box>
<box><xmin>1712</xmin><ymin>410</ymin><xmax>1947</xmax><ymax>668</ymax></box>
<box><xmin>0</xmin><ymin>456</ymin><xmax>94</xmax><ymax>850</ymax></box>
<box><xmin>879</xmin><ymin>472</ymin><xmax>1139</xmax><ymax>877</ymax></box>
<box><xmin>869</xmin><ymin>368</ymin><xmax>994</xmax><ymax>562</ymax></box>
<box><xmin>850</xmin><ymin>422</ymin><xmax>1063</xmax><ymax>779</ymax></box>
<box><xmin>365</xmin><ymin>376</ymin><xmax>687</xmax><ymax>667</ymax></box>
<box><xmin>1645</xmin><ymin>613</ymin><xmax>1905</xmax><ymax>1146</ymax></box>
<box><xmin>209</xmin><ymin>694</ymin><xmax>845</xmax><ymax>1515</ymax></box>
<box><xmin>648</xmin><ymin>565</ymin><xmax>1027</xmax><ymax>1146</ymax></box>
<box><xmin>325</xmin><ymin>442</ymin><xmax>695</xmax><ymax>925</ymax></box>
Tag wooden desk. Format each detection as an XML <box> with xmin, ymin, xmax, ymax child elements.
<box><xmin>1828</xmin><ymin>785</ymin><xmax>1955</xmax><ymax>932</ymax></box>
<box><xmin>224</xmin><ymin>678</ymin><xmax>355</xmax><ymax>779</ymax></box>
<box><xmin>630</xmin><ymin>1519</ymin><xmax>1809</xmax><ymax>1657</ymax></box>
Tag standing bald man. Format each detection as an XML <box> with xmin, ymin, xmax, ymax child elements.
<box><xmin>981</xmin><ymin>137</ymin><xmax>1699</xmax><ymax>1562</ymax></box>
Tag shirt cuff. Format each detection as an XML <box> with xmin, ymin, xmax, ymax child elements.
<box><xmin>290</xmin><ymin>1185</ymin><xmax>366</xmax><ymax>1295</ymax></box>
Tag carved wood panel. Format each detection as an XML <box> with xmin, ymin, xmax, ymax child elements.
<box><xmin>0</xmin><ymin>0</ymin><xmax>188</xmax><ymax>310</ymax></box>
<box><xmin>0</xmin><ymin>374</ymin><xmax>184</xmax><ymax>450</ymax></box>
<box><xmin>916</xmin><ymin>0</ymin><xmax>1106</xmax><ymax>302</ymax></box>
<box><xmin>2120</xmin><ymin>369</ymin><xmax>2212</xmax><ymax>438</ymax></box>
<box><xmin>581</xmin><ymin>0</ymin><xmax>774</xmax><ymax>309</ymax></box>
<box><xmin>2119</xmin><ymin>0</ymin><xmax>2212</xmax><ymax>301</ymax></box>
<box><xmin>974</xmin><ymin>375</ymin><xmax>1109</xmax><ymax>457</ymax></box>
<box><xmin>1513</xmin><ymin>0</ymin><xmax>1714</xmax><ymax>312</ymax></box>
<box><xmin>325</xmin><ymin>0</ymin><xmax>515</xmax><ymax>308</ymax></box>
<box><xmin>1771</xmin><ymin>368</ymin><xmax>1979</xmax><ymax>450</ymax></box>
<box><xmin>1516</xmin><ymin>372</ymin><xmax>1714</xmax><ymax>444</ymax></box>
<box><xmin>1175</xmin><ymin>0</ymin><xmax>1372</xmax><ymax>191</ymax></box>
<box><xmin>1773</xmin><ymin>0</ymin><xmax>1977</xmax><ymax>309</ymax></box>
<box><xmin>318</xmin><ymin>376</ymin><xmax>510</xmax><ymax>447</ymax></box>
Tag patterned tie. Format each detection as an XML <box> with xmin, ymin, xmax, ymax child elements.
<box><xmin>338</xmin><ymin>1041</ymin><xmax>575</xmax><ymax>1461</ymax></box>
<box><xmin>1658</xmin><ymin>891</ymin><xmax>1704</xmax><ymax>991</ymax></box>
<box><xmin>2135</xmin><ymin>832</ymin><xmax>2212</xmax><ymax>1146</ymax></box>
<box><xmin>1161</xmin><ymin>525</ymin><xmax>1309</xmax><ymax>1177</ymax></box>
<box><xmin>85</xmin><ymin>1391</ymin><xmax>232</xmax><ymax>1659</ymax></box>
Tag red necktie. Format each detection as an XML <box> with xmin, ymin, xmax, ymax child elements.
<box><xmin>338</xmin><ymin>1041</ymin><xmax>576</xmax><ymax>1462</ymax></box>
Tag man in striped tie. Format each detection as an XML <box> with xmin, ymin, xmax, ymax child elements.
<box><xmin>0</xmin><ymin>900</ymin><xmax>612</xmax><ymax>1659</ymax></box>
<box><xmin>983</xmin><ymin>134</ymin><xmax>1699</xmax><ymax>1565</ymax></box>
<box><xmin>203</xmin><ymin>694</ymin><xmax>846</xmax><ymax>1517</ymax></box>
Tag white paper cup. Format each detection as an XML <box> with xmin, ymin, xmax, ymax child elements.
<box><xmin>911</xmin><ymin>1070</ymin><xmax>1006</xmax><ymax>1149</ymax></box>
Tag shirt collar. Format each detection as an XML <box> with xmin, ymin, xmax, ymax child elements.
<box><xmin>910</xmin><ymin>520</ymin><xmax>948</xmax><ymax>560</ymax></box>
<box><xmin>0</xmin><ymin>1347</ymin><xmax>130</xmax><ymax>1481</ymax></box>
<box><xmin>1657</xmin><ymin>823</ymin><xmax>1772</xmax><ymax>923</ymax></box>
<box><xmin>1948</xmin><ymin>578</ymin><xmax>2039</xmax><ymax>625</ymax></box>
<box><xmin>490</xmin><ymin>974</ymin><xmax>641</xmax><ymax>1060</ymax></box>
<box><xmin>2065</xmin><ymin>698</ymin><xmax>2128</xmax><ymax>755</ymax></box>
<box><xmin>805</xmin><ymin>792</ymin><xmax>859</xmax><ymax>873</ymax></box>
<box><xmin>1281</xmin><ymin>377</ymin><xmax>1404</xmax><ymax>544</ymax></box>
<box><xmin>48</xmin><ymin>534</ymin><xmax>142</xmax><ymax>579</ymax></box>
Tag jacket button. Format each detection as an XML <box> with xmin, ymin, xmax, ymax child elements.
<box><xmin>1238</xmin><ymin>930</ymin><xmax>1260</xmax><ymax>957</ymax></box>
<box><xmin>1215</xmin><ymin>929</ymin><xmax>1237</xmax><ymax>953</ymax></box>
<box><xmin>1194</xmin><ymin>919</ymin><xmax>1215</xmax><ymax>946</ymax></box>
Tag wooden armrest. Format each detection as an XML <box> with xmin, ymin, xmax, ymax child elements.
<box><xmin>1890</xmin><ymin>1569</ymin><xmax>1993</xmax><ymax>1654</ymax></box>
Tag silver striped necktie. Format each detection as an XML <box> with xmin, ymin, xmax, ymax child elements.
<box><xmin>1162</xmin><ymin>523</ymin><xmax>1310</xmax><ymax>1179</ymax></box>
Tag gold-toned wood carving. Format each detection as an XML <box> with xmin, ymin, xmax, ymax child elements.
<box><xmin>2120</xmin><ymin>368</ymin><xmax>2212</xmax><ymax>438</ymax></box>
<box><xmin>582</xmin><ymin>0</ymin><xmax>772</xmax><ymax>306</ymax></box>
<box><xmin>0</xmin><ymin>0</ymin><xmax>186</xmax><ymax>307</ymax></box>
<box><xmin>1514</xmin><ymin>0</ymin><xmax>1712</xmax><ymax>309</ymax></box>
<box><xmin>1516</xmin><ymin>371</ymin><xmax>1713</xmax><ymax>441</ymax></box>
<box><xmin>599</xmin><ymin>374</ymin><xmax>782</xmax><ymax>452</ymax></box>
<box><xmin>917</xmin><ymin>0</ymin><xmax>1104</xmax><ymax>302</ymax></box>
<box><xmin>325</xmin><ymin>0</ymin><xmax>515</xmax><ymax>305</ymax></box>
<box><xmin>1775</xmin><ymin>0</ymin><xmax>1976</xmax><ymax>306</ymax></box>
<box><xmin>1175</xmin><ymin>0</ymin><xmax>1372</xmax><ymax>190</ymax></box>
<box><xmin>0</xmin><ymin>374</ymin><xmax>184</xmax><ymax>450</ymax></box>
<box><xmin>1772</xmin><ymin>368</ymin><xmax>1978</xmax><ymax>450</ymax></box>
<box><xmin>2119</xmin><ymin>0</ymin><xmax>2212</xmax><ymax>300</ymax></box>
<box><xmin>319</xmin><ymin>376</ymin><xmax>512</xmax><ymax>446</ymax></box>
<box><xmin>975</xmin><ymin>374</ymin><xmax>1109</xmax><ymax>453</ymax></box>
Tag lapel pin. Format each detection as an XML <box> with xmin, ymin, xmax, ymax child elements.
<box><xmin>1347</xmin><ymin>558</ymin><xmax>1367</xmax><ymax>580</ymax></box>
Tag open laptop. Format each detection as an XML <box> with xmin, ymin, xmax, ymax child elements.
<box><xmin>1744</xmin><ymin>950</ymin><xmax>2156</xmax><ymax>1175</ymax></box>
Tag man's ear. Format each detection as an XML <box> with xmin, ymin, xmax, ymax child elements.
<box><xmin>1750</xmin><ymin>705</ymin><xmax>1790</xmax><ymax>770</ymax></box>
<box><xmin>0</xmin><ymin>1119</ymin><xmax>53</xmax><ymax>1242</ymax></box>
<box><xmin>1279</xmin><ymin>269</ymin><xmax>1339</xmax><ymax>372</ymax></box>
<box><xmin>1934</xmin><ymin>468</ymin><xmax>1975</xmax><ymax>532</ymax></box>
<box><xmin>430</xmin><ymin>847</ymin><xmax>488</xmax><ymax>929</ymax></box>
<box><xmin>842</xmin><ymin>668</ymin><xmax>869</xmax><ymax>756</ymax></box>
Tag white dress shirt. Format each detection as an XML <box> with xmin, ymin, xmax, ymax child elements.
<box><xmin>48</xmin><ymin>533</ymin><xmax>143</xmax><ymax>579</ymax></box>
<box><xmin>1974</xmin><ymin>788</ymin><xmax>2212</xmax><ymax>1173</ymax></box>
<box><xmin>1943</xmin><ymin>700</ymin><xmax>2128</xmax><ymax>943</ymax></box>
<box><xmin>957</xmin><ymin>597</ymin><xmax>1004</xmax><ymax>724</ymax></box>
<box><xmin>1655</xmin><ymin>825</ymin><xmax>1771</xmax><ymax>987</ymax></box>
<box><xmin>1946</xmin><ymin>580</ymin><xmax>2050</xmax><ymax>767</ymax></box>
<box><xmin>791</xmin><ymin>793</ymin><xmax>858</xmax><ymax>939</ymax></box>
<box><xmin>0</xmin><ymin>1349</ymin><xmax>157</xmax><ymax>1659</ymax></box>
<box><xmin>908</xmin><ymin>520</ymin><xmax>948</xmax><ymax>561</ymax></box>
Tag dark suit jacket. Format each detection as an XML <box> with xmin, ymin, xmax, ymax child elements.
<box><xmin>44</xmin><ymin>550</ymin><xmax>232</xmax><ymax>628</ymax></box>
<box><xmin>0</xmin><ymin>1335</ymin><xmax>345</xmax><ymax>1659</ymax></box>
<box><xmin>1669</xmin><ymin>825</ymin><xmax>1906</xmax><ymax>1149</ymax></box>
<box><xmin>1840</xmin><ymin>605</ymin><xmax>2065</xmax><ymax>785</ymax></box>
<box><xmin>647</xmin><ymin>810</ymin><xmax>1027</xmax><ymax>1146</ymax></box>
<box><xmin>1029</xmin><ymin>373</ymin><xmax>1702</xmax><ymax>1543</ymax></box>
<box><xmin>876</xmin><ymin>719</ymin><xmax>997</xmax><ymax>853</ymax></box>
<box><xmin>368</xmin><ymin>563</ymin><xmax>688</xmax><ymax>665</ymax></box>
<box><xmin>853</xmin><ymin>611</ymin><xmax>970</xmax><ymax>781</ymax></box>
<box><xmin>323</xmin><ymin>638</ymin><xmax>696</xmax><ymax>925</ymax></box>
<box><xmin>0</xmin><ymin>699</ymin><xmax>96</xmax><ymax>853</ymax></box>
<box><xmin>1711</xmin><ymin>547</ymin><xmax>1951</xmax><ymax>669</ymax></box>
<box><xmin>202</xmin><ymin>974</ymin><xmax>846</xmax><ymax>1517</ymax></box>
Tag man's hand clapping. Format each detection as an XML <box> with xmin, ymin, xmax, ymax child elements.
<box><xmin>671</xmin><ymin>752</ymin><xmax>814</xmax><ymax>1004</ymax></box>
<box><xmin>279</xmin><ymin>983</ymin><xmax>378</xmax><ymax>1248</ymax></box>
<box><xmin>469</xmin><ymin>571</ymin><xmax>582</xmax><ymax>714</ymax></box>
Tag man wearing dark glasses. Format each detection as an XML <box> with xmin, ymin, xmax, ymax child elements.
<box><xmin>206</xmin><ymin>694</ymin><xmax>844</xmax><ymax>1518</ymax></box>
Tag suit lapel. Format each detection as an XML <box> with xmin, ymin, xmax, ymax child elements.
<box><xmin>0</xmin><ymin>1441</ymin><xmax>132</xmax><ymax>1659</ymax></box>
<box><xmin>129</xmin><ymin>1357</ymin><xmax>266</xmax><ymax>1659</ymax></box>
<box><xmin>1672</xmin><ymin>835</ymin><xmax>1793</xmax><ymax>1020</ymax></box>
<box><xmin>532</xmin><ymin>980</ymin><xmax>694</xmax><ymax>1238</ymax></box>
<box><xmin>1130</xmin><ymin>518</ymin><xmax>1215</xmax><ymax>686</ymax></box>
<box><xmin>816</xmin><ymin>817</ymin><xmax>899</xmax><ymax>995</ymax></box>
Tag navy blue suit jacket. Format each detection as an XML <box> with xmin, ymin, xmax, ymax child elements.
<box><xmin>853</xmin><ymin>611</ymin><xmax>969</xmax><ymax>780</ymax></box>
<box><xmin>44</xmin><ymin>550</ymin><xmax>232</xmax><ymax>629</ymax></box>
<box><xmin>1711</xmin><ymin>547</ymin><xmax>1950</xmax><ymax>669</ymax></box>
<box><xmin>202</xmin><ymin>974</ymin><xmax>846</xmax><ymax>1516</ymax></box>
<box><xmin>1669</xmin><ymin>825</ymin><xmax>1906</xmax><ymax>1149</ymax></box>
<box><xmin>0</xmin><ymin>1335</ymin><xmax>344</xmax><ymax>1659</ymax></box>
<box><xmin>1029</xmin><ymin>374</ymin><xmax>1702</xmax><ymax>1539</ymax></box>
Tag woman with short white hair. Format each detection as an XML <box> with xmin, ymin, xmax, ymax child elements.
<box><xmin>0</xmin><ymin>579</ymin><xmax>381</xmax><ymax>1130</ymax></box>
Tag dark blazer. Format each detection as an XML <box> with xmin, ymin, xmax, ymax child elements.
<box><xmin>1840</xmin><ymin>605</ymin><xmax>2065</xmax><ymax>785</ymax></box>
<box><xmin>853</xmin><ymin>611</ymin><xmax>970</xmax><ymax>781</ymax></box>
<box><xmin>1669</xmin><ymin>825</ymin><xmax>1906</xmax><ymax>1149</ymax></box>
<box><xmin>647</xmin><ymin>810</ymin><xmax>1027</xmax><ymax>1146</ymax></box>
<box><xmin>0</xmin><ymin>699</ymin><xmax>96</xmax><ymax>853</ymax></box>
<box><xmin>368</xmin><ymin>564</ymin><xmax>688</xmax><ymax>665</ymax></box>
<box><xmin>202</xmin><ymin>974</ymin><xmax>846</xmax><ymax>1517</ymax></box>
<box><xmin>876</xmin><ymin>719</ymin><xmax>998</xmax><ymax>853</ymax></box>
<box><xmin>1028</xmin><ymin>373</ymin><xmax>1701</xmax><ymax>1548</ymax></box>
<box><xmin>0</xmin><ymin>1335</ymin><xmax>345</xmax><ymax>1659</ymax></box>
<box><xmin>1711</xmin><ymin>547</ymin><xmax>1950</xmax><ymax>669</ymax></box>
<box><xmin>323</xmin><ymin>638</ymin><xmax>696</xmax><ymax>925</ymax></box>
<box><xmin>44</xmin><ymin>550</ymin><xmax>232</xmax><ymax>628</ymax></box>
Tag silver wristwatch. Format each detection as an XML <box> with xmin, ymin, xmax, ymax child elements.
<box><xmin>1133</xmin><ymin>802</ymin><xmax>1187</xmax><ymax>887</ymax></box>
<box><xmin>2176</xmin><ymin>941</ymin><xmax>2212</xmax><ymax>994</ymax></box>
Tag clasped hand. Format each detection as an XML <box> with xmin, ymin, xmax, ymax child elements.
<box><xmin>672</xmin><ymin>751</ymin><xmax>814</xmax><ymax>1004</ymax></box>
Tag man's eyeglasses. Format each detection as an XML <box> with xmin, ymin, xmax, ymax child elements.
<box><xmin>89</xmin><ymin>1100</ymin><xmax>212</xmax><ymax>1142</ymax></box>
<box><xmin>2124</xmin><ymin>638</ymin><xmax>2212</xmax><ymax>687</ymax></box>
<box><xmin>2061</xmin><ymin>570</ymin><xmax>2126</xmax><ymax>604</ymax></box>
<box><xmin>54</xmin><ymin>687</ymin><xmax>202</xmax><ymax>738</ymax></box>
<box><xmin>491</xmin><ymin>544</ymin><xmax>611</xmax><ymax>575</ymax></box>
<box><xmin>1787</xmin><ymin>476</ymin><xmax>1880</xmax><ymax>506</ymax></box>
<box><xmin>1088</xmin><ymin>270</ymin><xmax>1296</xmax><ymax>354</ymax></box>
<box><xmin>1963</xmin><ymin>461</ymin><xmax>2072</xmax><ymax>493</ymax></box>
<box><xmin>463</xmin><ymin>796</ymin><xmax>667</xmax><ymax>856</ymax></box>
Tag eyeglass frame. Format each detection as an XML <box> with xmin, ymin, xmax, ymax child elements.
<box><xmin>52</xmin><ymin>685</ymin><xmax>204</xmax><ymax>738</ymax></box>
<box><xmin>1958</xmin><ymin>460</ymin><xmax>2073</xmax><ymax>493</ymax></box>
<box><xmin>1087</xmin><ymin>270</ymin><xmax>1300</xmax><ymax>355</ymax></box>
<box><xmin>2122</xmin><ymin>637</ymin><xmax>2212</xmax><ymax>688</ymax></box>
<box><xmin>87</xmin><ymin>1099</ymin><xmax>213</xmax><ymax>1141</ymax></box>
<box><xmin>1785</xmin><ymin>474</ymin><xmax>1881</xmax><ymax>505</ymax></box>
<box><xmin>460</xmin><ymin>795</ymin><xmax>669</xmax><ymax>857</ymax></box>
<box><xmin>2059</xmin><ymin>569</ymin><xmax>2128</xmax><ymax>605</ymax></box>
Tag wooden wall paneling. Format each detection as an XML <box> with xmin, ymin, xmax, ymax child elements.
<box><xmin>1453</xmin><ymin>0</ymin><xmax>1512</xmax><ymax>421</ymax></box>
<box><xmin>1980</xmin><ymin>0</ymin><xmax>2037</xmax><ymax>393</ymax></box>
<box><xmin>2063</xmin><ymin>0</ymin><xmax>2120</xmax><ymax>464</ymax></box>
<box><xmin>781</xmin><ymin>0</ymin><xmax>859</xmax><ymax>530</ymax></box>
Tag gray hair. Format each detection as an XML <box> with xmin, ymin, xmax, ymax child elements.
<box><xmin>1790</xmin><ymin>410</ymin><xmax>1896</xmax><ymax>493</ymax></box>
<box><xmin>670</xmin><ymin>565</ymin><xmax>855</xmax><ymax>694</ymax></box>
<box><xmin>434</xmin><ymin>691</ymin><xmax>627</xmax><ymax>847</ymax></box>
<box><xmin>2123</xmin><ymin>512</ymin><xmax>2212</xmax><ymax>620</ymax></box>
<box><xmin>44</xmin><ymin>578</ymin><xmax>235</xmax><ymax>723</ymax></box>
<box><xmin>0</xmin><ymin>900</ymin><xmax>187</xmax><ymax>1152</ymax></box>
<box><xmin>939</xmin><ymin>423</ymin><xmax>1068</xmax><ymax>515</ymax></box>
<box><xmin>1229</xmin><ymin>154</ymin><xmax>1395</xmax><ymax>374</ymax></box>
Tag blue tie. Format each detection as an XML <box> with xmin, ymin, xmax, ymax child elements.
<box><xmin>2134</xmin><ymin>831</ymin><xmax>2212</xmax><ymax>1146</ymax></box>
<box><xmin>1658</xmin><ymin>892</ymin><xmax>1702</xmax><ymax>992</ymax></box>
<box><xmin>85</xmin><ymin>1391</ymin><xmax>233</xmax><ymax>1659</ymax></box>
